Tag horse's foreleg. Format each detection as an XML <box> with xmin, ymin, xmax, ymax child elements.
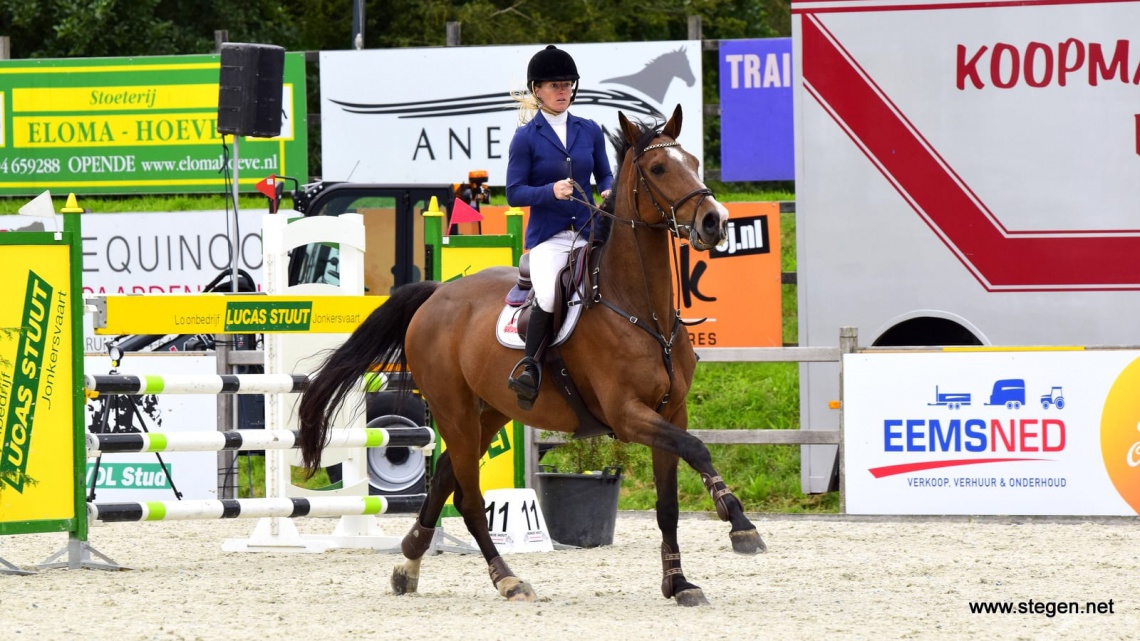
<box><xmin>391</xmin><ymin>449</ymin><xmax>457</xmax><ymax>595</ymax></box>
<box><xmin>652</xmin><ymin>448</ymin><xmax>709</xmax><ymax>607</ymax></box>
<box><xmin>628</xmin><ymin>408</ymin><xmax>766</xmax><ymax>555</ymax></box>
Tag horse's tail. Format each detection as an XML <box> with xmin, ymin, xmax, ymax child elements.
<box><xmin>298</xmin><ymin>280</ymin><xmax>441</xmax><ymax>473</ymax></box>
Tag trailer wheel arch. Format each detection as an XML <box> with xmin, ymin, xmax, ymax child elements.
<box><xmin>870</xmin><ymin>312</ymin><xmax>986</xmax><ymax>347</ymax></box>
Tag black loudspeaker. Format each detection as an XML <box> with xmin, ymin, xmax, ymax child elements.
<box><xmin>217</xmin><ymin>43</ymin><xmax>285</xmax><ymax>138</ymax></box>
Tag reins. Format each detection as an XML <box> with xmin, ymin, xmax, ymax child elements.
<box><xmin>563</xmin><ymin>135</ymin><xmax>711</xmax><ymax>413</ymax></box>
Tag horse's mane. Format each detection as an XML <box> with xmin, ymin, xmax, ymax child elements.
<box><xmin>643</xmin><ymin>46</ymin><xmax>687</xmax><ymax>70</ymax></box>
<box><xmin>607</xmin><ymin>117</ymin><xmax>664</xmax><ymax>194</ymax></box>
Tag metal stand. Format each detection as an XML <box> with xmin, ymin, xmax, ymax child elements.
<box><xmin>427</xmin><ymin>525</ymin><xmax>479</xmax><ymax>555</ymax></box>
<box><xmin>38</xmin><ymin>537</ymin><xmax>129</xmax><ymax>571</ymax></box>
<box><xmin>0</xmin><ymin>555</ymin><xmax>35</xmax><ymax>575</ymax></box>
<box><xmin>87</xmin><ymin>369</ymin><xmax>182</xmax><ymax>503</ymax></box>
<box><xmin>229</xmin><ymin>135</ymin><xmax>241</xmax><ymax>293</ymax></box>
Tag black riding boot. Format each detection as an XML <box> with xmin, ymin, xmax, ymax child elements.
<box><xmin>508</xmin><ymin>307</ymin><xmax>552</xmax><ymax>410</ymax></box>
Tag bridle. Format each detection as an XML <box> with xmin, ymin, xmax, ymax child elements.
<box><xmin>568</xmin><ymin>138</ymin><xmax>715</xmax><ymax>249</ymax></box>
<box><xmin>565</xmin><ymin>134</ymin><xmax>715</xmax><ymax>412</ymax></box>
<box><xmin>630</xmin><ymin>140</ymin><xmax>716</xmax><ymax>251</ymax></box>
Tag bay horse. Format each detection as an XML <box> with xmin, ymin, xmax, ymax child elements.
<box><xmin>298</xmin><ymin>104</ymin><xmax>765</xmax><ymax>607</ymax></box>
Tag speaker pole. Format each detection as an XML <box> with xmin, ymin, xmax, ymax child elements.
<box><xmin>230</xmin><ymin>135</ymin><xmax>241</xmax><ymax>293</ymax></box>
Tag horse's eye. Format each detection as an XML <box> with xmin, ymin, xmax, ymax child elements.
<box><xmin>650</xmin><ymin>164</ymin><xmax>665</xmax><ymax>176</ymax></box>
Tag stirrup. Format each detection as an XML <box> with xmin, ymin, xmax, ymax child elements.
<box><xmin>507</xmin><ymin>357</ymin><xmax>541</xmax><ymax>410</ymax></box>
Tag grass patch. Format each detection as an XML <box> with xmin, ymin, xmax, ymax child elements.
<box><xmin>0</xmin><ymin>193</ymin><xmax>270</xmax><ymax>214</ymax></box>
<box><xmin>231</xmin><ymin>453</ymin><xmax>332</xmax><ymax>498</ymax></box>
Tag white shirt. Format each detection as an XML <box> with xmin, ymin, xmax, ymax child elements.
<box><xmin>545</xmin><ymin>110</ymin><xmax>568</xmax><ymax>148</ymax></box>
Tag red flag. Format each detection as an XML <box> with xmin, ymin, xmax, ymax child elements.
<box><xmin>255</xmin><ymin>175</ymin><xmax>277</xmax><ymax>200</ymax></box>
<box><xmin>449</xmin><ymin>198</ymin><xmax>484</xmax><ymax>225</ymax></box>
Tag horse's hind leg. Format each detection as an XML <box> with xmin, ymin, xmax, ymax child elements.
<box><xmin>652</xmin><ymin>448</ymin><xmax>709</xmax><ymax>607</ymax></box>
<box><xmin>451</xmin><ymin>409</ymin><xmax>536</xmax><ymax>601</ymax></box>
<box><xmin>391</xmin><ymin>449</ymin><xmax>458</xmax><ymax>595</ymax></box>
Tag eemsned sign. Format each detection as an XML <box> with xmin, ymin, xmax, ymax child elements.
<box><xmin>0</xmin><ymin>53</ymin><xmax>308</xmax><ymax>195</ymax></box>
<box><xmin>844</xmin><ymin>350</ymin><xmax>1140</xmax><ymax>516</ymax></box>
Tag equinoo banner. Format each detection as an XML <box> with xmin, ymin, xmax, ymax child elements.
<box><xmin>0</xmin><ymin>53</ymin><xmax>308</xmax><ymax>196</ymax></box>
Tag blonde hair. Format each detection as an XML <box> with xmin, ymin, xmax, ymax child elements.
<box><xmin>511</xmin><ymin>85</ymin><xmax>539</xmax><ymax>125</ymax></box>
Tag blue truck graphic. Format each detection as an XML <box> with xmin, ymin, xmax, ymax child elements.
<box><xmin>985</xmin><ymin>378</ymin><xmax>1025</xmax><ymax>409</ymax></box>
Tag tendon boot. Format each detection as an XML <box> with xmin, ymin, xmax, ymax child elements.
<box><xmin>507</xmin><ymin>306</ymin><xmax>552</xmax><ymax>410</ymax></box>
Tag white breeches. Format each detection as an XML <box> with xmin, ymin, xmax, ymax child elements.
<box><xmin>528</xmin><ymin>230</ymin><xmax>588</xmax><ymax>312</ymax></box>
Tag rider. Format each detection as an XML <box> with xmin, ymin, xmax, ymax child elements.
<box><xmin>505</xmin><ymin>45</ymin><xmax>614</xmax><ymax>409</ymax></box>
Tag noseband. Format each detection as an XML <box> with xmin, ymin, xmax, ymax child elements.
<box><xmin>632</xmin><ymin>140</ymin><xmax>716</xmax><ymax>250</ymax></box>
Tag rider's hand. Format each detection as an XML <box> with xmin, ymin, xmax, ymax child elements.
<box><xmin>553</xmin><ymin>179</ymin><xmax>574</xmax><ymax>200</ymax></box>
<box><xmin>599</xmin><ymin>189</ymin><xmax>612</xmax><ymax>201</ymax></box>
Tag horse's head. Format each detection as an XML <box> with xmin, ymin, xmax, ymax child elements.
<box><xmin>612</xmin><ymin>105</ymin><xmax>728</xmax><ymax>251</ymax></box>
<box><xmin>668</xmin><ymin>46</ymin><xmax>696</xmax><ymax>88</ymax></box>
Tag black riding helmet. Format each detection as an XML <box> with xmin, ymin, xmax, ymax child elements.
<box><xmin>527</xmin><ymin>45</ymin><xmax>579</xmax><ymax>104</ymax></box>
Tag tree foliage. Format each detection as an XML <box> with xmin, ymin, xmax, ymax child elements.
<box><xmin>2</xmin><ymin>0</ymin><xmax>787</xmax><ymax>58</ymax></box>
<box><xmin>1</xmin><ymin>0</ymin><xmax>789</xmax><ymax>178</ymax></box>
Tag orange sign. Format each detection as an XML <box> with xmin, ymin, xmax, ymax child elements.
<box><xmin>674</xmin><ymin>202</ymin><xmax>782</xmax><ymax>348</ymax></box>
<box><xmin>1100</xmin><ymin>354</ymin><xmax>1140</xmax><ymax>515</ymax></box>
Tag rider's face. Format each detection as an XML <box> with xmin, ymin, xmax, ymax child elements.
<box><xmin>535</xmin><ymin>81</ymin><xmax>574</xmax><ymax>114</ymax></box>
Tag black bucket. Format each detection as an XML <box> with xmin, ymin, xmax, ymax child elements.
<box><xmin>534</xmin><ymin>465</ymin><xmax>622</xmax><ymax>548</ymax></box>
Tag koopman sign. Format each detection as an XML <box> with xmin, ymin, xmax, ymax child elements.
<box><xmin>319</xmin><ymin>42</ymin><xmax>703</xmax><ymax>185</ymax></box>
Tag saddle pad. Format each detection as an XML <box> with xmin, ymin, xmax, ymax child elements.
<box><xmin>496</xmin><ymin>298</ymin><xmax>584</xmax><ymax>349</ymax></box>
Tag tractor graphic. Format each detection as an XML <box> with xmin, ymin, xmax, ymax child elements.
<box><xmin>1040</xmin><ymin>386</ymin><xmax>1065</xmax><ymax>410</ymax></box>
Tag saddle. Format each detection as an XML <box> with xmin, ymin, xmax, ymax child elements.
<box><xmin>495</xmin><ymin>243</ymin><xmax>601</xmax><ymax>349</ymax></box>
<box><xmin>497</xmin><ymin>241</ymin><xmax>614</xmax><ymax>440</ymax></box>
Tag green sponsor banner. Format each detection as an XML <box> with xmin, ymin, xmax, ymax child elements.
<box><xmin>86</xmin><ymin>462</ymin><xmax>172</xmax><ymax>489</ymax></box>
<box><xmin>0</xmin><ymin>272</ymin><xmax>53</xmax><ymax>492</ymax></box>
<box><xmin>224</xmin><ymin>301</ymin><xmax>313</xmax><ymax>331</ymax></box>
<box><xmin>0</xmin><ymin>53</ymin><xmax>308</xmax><ymax>195</ymax></box>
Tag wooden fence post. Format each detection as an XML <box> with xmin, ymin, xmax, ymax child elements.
<box><xmin>446</xmin><ymin>22</ymin><xmax>461</xmax><ymax>46</ymax></box>
<box><xmin>837</xmin><ymin>326</ymin><xmax>859</xmax><ymax>513</ymax></box>
<box><xmin>687</xmin><ymin>15</ymin><xmax>702</xmax><ymax>40</ymax></box>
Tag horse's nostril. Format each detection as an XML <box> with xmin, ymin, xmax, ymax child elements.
<box><xmin>701</xmin><ymin>213</ymin><xmax>720</xmax><ymax>235</ymax></box>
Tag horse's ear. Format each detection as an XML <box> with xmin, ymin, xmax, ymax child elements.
<box><xmin>618</xmin><ymin>111</ymin><xmax>640</xmax><ymax>145</ymax></box>
<box><xmin>663</xmin><ymin>104</ymin><xmax>683</xmax><ymax>139</ymax></box>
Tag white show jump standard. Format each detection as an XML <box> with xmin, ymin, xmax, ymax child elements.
<box><xmin>83</xmin><ymin>371</ymin><xmax>409</xmax><ymax>396</ymax></box>
<box><xmin>85</xmin><ymin>426</ymin><xmax>436</xmax><ymax>456</ymax></box>
<box><xmin>88</xmin><ymin>495</ymin><xmax>426</xmax><ymax>523</ymax></box>
<box><xmin>86</xmin><ymin>373</ymin><xmax>310</xmax><ymax>395</ymax></box>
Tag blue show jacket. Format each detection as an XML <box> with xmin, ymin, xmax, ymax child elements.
<box><xmin>505</xmin><ymin>111</ymin><xmax>614</xmax><ymax>249</ymax></box>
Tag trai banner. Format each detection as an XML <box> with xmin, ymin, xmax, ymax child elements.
<box><xmin>719</xmin><ymin>38</ymin><xmax>794</xmax><ymax>181</ymax></box>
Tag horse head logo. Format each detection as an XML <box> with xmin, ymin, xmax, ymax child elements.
<box><xmin>601</xmin><ymin>46</ymin><xmax>696</xmax><ymax>104</ymax></box>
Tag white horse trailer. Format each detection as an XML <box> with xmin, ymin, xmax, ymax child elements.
<box><xmin>793</xmin><ymin>0</ymin><xmax>1140</xmax><ymax>492</ymax></box>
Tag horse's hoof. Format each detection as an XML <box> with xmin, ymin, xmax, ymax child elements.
<box><xmin>675</xmin><ymin>588</ymin><xmax>711</xmax><ymax>607</ymax></box>
<box><xmin>730</xmin><ymin>528</ymin><xmax>766</xmax><ymax>555</ymax></box>
<box><xmin>498</xmin><ymin>576</ymin><xmax>537</xmax><ymax>602</ymax></box>
<box><xmin>391</xmin><ymin>564</ymin><xmax>419</xmax><ymax>595</ymax></box>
